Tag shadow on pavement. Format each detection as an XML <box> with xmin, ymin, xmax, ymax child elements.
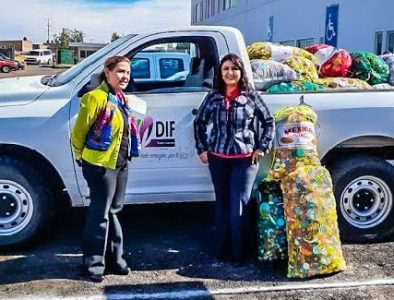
<box><xmin>0</xmin><ymin>202</ymin><xmax>290</xmax><ymax>284</ymax></box>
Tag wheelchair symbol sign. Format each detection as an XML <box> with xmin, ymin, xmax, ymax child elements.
<box><xmin>325</xmin><ymin>5</ymin><xmax>339</xmax><ymax>47</ymax></box>
<box><xmin>326</xmin><ymin>14</ymin><xmax>336</xmax><ymax>41</ymax></box>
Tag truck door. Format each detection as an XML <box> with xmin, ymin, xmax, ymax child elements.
<box><xmin>121</xmin><ymin>34</ymin><xmax>227</xmax><ymax>203</ymax></box>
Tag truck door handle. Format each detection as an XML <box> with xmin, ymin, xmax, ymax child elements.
<box><xmin>192</xmin><ymin>108</ymin><xmax>199</xmax><ymax>115</ymax></box>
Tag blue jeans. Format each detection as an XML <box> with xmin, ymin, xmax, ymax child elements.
<box><xmin>208</xmin><ymin>153</ymin><xmax>258</xmax><ymax>262</ymax></box>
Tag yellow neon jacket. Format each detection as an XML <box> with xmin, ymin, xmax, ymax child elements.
<box><xmin>71</xmin><ymin>81</ymin><xmax>126</xmax><ymax>169</ymax></box>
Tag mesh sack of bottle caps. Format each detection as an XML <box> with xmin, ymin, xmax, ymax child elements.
<box><xmin>350</xmin><ymin>51</ymin><xmax>389</xmax><ymax>85</ymax></box>
<box><xmin>381</xmin><ymin>54</ymin><xmax>394</xmax><ymax>86</ymax></box>
<box><xmin>247</xmin><ymin>42</ymin><xmax>317</xmax><ymax>65</ymax></box>
<box><xmin>281</xmin><ymin>56</ymin><xmax>319</xmax><ymax>83</ymax></box>
<box><xmin>251</xmin><ymin>59</ymin><xmax>297</xmax><ymax>91</ymax></box>
<box><xmin>373</xmin><ymin>83</ymin><xmax>394</xmax><ymax>89</ymax></box>
<box><xmin>281</xmin><ymin>166</ymin><xmax>347</xmax><ymax>278</ymax></box>
<box><xmin>256</xmin><ymin>179</ymin><xmax>287</xmax><ymax>262</ymax></box>
<box><xmin>268</xmin><ymin>81</ymin><xmax>326</xmax><ymax>93</ymax></box>
<box><xmin>267</xmin><ymin>106</ymin><xmax>321</xmax><ymax>181</ymax></box>
<box><xmin>315</xmin><ymin>77</ymin><xmax>372</xmax><ymax>90</ymax></box>
<box><xmin>305</xmin><ymin>44</ymin><xmax>352</xmax><ymax>77</ymax></box>
<box><xmin>265</xmin><ymin>105</ymin><xmax>346</xmax><ymax>278</ymax></box>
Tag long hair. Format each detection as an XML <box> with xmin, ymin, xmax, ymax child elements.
<box><xmin>99</xmin><ymin>56</ymin><xmax>130</xmax><ymax>82</ymax></box>
<box><xmin>213</xmin><ymin>53</ymin><xmax>251</xmax><ymax>95</ymax></box>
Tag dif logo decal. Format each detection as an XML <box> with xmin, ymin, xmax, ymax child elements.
<box><xmin>138</xmin><ymin>116</ymin><xmax>175</xmax><ymax>147</ymax></box>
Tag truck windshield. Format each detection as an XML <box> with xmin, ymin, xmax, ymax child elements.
<box><xmin>27</xmin><ymin>51</ymin><xmax>41</xmax><ymax>56</ymax></box>
<box><xmin>52</xmin><ymin>34</ymin><xmax>137</xmax><ymax>87</ymax></box>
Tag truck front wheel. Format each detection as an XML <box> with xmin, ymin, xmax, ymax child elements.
<box><xmin>0</xmin><ymin>157</ymin><xmax>52</xmax><ymax>249</ymax></box>
<box><xmin>330</xmin><ymin>155</ymin><xmax>394</xmax><ymax>242</ymax></box>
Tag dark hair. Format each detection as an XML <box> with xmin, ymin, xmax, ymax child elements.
<box><xmin>99</xmin><ymin>56</ymin><xmax>131</xmax><ymax>82</ymax></box>
<box><xmin>213</xmin><ymin>53</ymin><xmax>251</xmax><ymax>95</ymax></box>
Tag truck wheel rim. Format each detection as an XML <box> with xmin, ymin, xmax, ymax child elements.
<box><xmin>0</xmin><ymin>180</ymin><xmax>33</xmax><ymax>236</ymax></box>
<box><xmin>340</xmin><ymin>176</ymin><xmax>392</xmax><ymax>229</ymax></box>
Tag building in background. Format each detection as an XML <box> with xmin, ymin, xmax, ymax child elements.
<box><xmin>191</xmin><ymin>0</ymin><xmax>394</xmax><ymax>54</ymax></box>
<box><xmin>0</xmin><ymin>39</ymin><xmax>51</xmax><ymax>59</ymax></box>
<box><xmin>69</xmin><ymin>42</ymin><xmax>107</xmax><ymax>63</ymax></box>
<box><xmin>0</xmin><ymin>40</ymin><xmax>33</xmax><ymax>58</ymax></box>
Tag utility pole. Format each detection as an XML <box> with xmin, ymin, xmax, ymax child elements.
<box><xmin>46</xmin><ymin>18</ymin><xmax>51</xmax><ymax>44</ymax></box>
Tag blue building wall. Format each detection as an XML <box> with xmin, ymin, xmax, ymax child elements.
<box><xmin>191</xmin><ymin>0</ymin><xmax>394</xmax><ymax>53</ymax></box>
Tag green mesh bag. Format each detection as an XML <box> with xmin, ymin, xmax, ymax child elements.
<box><xmin>256</xmin><ymin>180</ymin><xmax>287</xmax><ymax>262</ymax></box>
<box><xmin>350</xmin><ymin>51</ymin><xmax>389</xmax><ymax>85</ymax></box>
<box><xmin>268</xmin><ymin>81</ymin><xmax>325</xmax><ymax>93</ymax></box>
<box><xmin>267</xmin><ymin>82</ymin><xmax>301</xmax><ymax>93</ymax></box>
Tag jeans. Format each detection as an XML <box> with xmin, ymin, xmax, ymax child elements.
<box><xmin>208</xmin><ymin>153</ymin><xmax>258</xmax><ymax>262</ymax></box>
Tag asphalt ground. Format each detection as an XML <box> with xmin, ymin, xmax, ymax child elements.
<box><xmin>0</xmin><ymin>203</ymin><xmax>393</xmax><ymax>300</ymax></box>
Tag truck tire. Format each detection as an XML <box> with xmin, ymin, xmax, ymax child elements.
<box><xmin>0</xmin><ymin>157</ymin><xmax>53</xmax><ymax>249</ymax></box>
<box><xmin>330</xmin><ymin>155</ymin><xmax>394</xmax><ymax>242</ymax></box>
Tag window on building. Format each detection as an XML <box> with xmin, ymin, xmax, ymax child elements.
<box><xmin>223</xmin><ymin>0</ymin><xmax>236</xmax><ymax>11</ymax></box>
<box><xmin>280</xmin><ymin>40</ymin><xmax>295</xmax><ymax>46</ymax></box>
<box><xmin>375</xmin><ymin>31</ymin><xmax>383</xmax><ymax>55</ymax></box>
<box><xmin>386</xmin><ymin>31</ymin><xmax>394</xmax><ymax>53</ymax></box>
<box><xmin>201</xmin><ymin>1</ymin><xmax>204</xmax><ymax>20</ymax></box>
<box><xmin>211</xmin><ymin>0</ymin><xmax>215</xmax><ymax>16</ymax></box>
<box><xmin>205</xmin><ymin>0</ymin><xmax>210</xmax><ymax>19</ymax></box>
<box><xmin>296</xmin><ymin>38</ymin><xmax>314</xmax><ymax>49</ymax></box>
<box><xmin>223</xmin><ymin>0</ymin><xmax>230</xmax><ymax>10</ymax></box>
<box><xmin>80</xmin><ymin>50</ymin><xmax>87</xmax><ymax>59</ymax></box>
<box><xmin>196</xmin><ymin>2</ymin><xmax>202</xmax><ymax>22</ymax></box>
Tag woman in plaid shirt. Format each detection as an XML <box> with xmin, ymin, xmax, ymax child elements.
<box><xmin>194</xmin><ymin>53</ymin><xmax>275</xmax><ymax>263</ymax></box>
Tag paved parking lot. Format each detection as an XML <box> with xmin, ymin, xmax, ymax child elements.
<box><xmin>0</xmin><ymin>64</ymin><xmax>69</xmax><ymax>79</ymax></box>
<box><xmin>0</xmin><ymin>203</ymin><xmax>394</xmax><ymax>300</ymax></box>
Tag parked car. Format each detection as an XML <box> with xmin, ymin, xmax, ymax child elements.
<box><xmin>0</xmin><ymin>59</ymin><xmax>16</xmax><ymax>73</ymax></box>
<box><xmin>0</xmin><ymin>53</ymin><xmax>23</xmax><ymax>70</ymax></box>
<box><xmin>24</xmin><ymin>49</ymin><xmax>53</xmax><ymax>65</ymax></box>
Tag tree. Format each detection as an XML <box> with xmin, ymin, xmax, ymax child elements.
<box><xmin>54</xmin><ymin>28</ymin><xmax>85</xmax><ymax>49</ymax></box>
<box><xmin>111</xmin><ymin>32</ymin><xmax>121</xmax><ymax>42</ymax></box>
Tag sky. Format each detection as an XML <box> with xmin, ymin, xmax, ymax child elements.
<box><xmin>0</xmin><ymin>0</ymin><xmax>191</xmax><ymax>43</ymax></box>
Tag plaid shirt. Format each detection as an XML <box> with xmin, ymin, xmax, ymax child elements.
<box><xmin>194</xmin><ymin>89</ymin><xmax>275</xmax><ymax>155</ymax></box>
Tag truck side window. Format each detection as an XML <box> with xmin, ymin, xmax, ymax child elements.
<box><xmin>131</xmin><ymin>58</ymin><xmax>150</xmax><ymax>79</ymax></box>
<box><xmin>159</xmin><ymin>58</ymin><xmax>184</xmax><ymax>79</ymax></box>
<box><xmin>125</xmin><ymin>37</ymin><xmax>219</xmax><ymax>94</ymax></box>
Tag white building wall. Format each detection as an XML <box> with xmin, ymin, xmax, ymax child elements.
<box><xmin>191</xmin><ymin>0</ymin><xmax>394</xmax><ymax>53</ymax></box>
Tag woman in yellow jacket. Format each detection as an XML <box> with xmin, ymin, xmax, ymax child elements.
<box><xmin>71</xmin><ymin>56</ymin><xmax>133</xmax><ymax>282</ymax></box>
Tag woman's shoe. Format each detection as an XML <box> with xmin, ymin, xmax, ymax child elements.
<box><xmin>106</xmin><ymin>265</ymin><xmax>130</xmax><ymax>275</ymax></box>
<box><xmin>79</xmin><ymin>267</ymin><xmax>104</xmax><ymax>282</ymax></box>
<box><xmin>88</xmin><ymin>274</ymin><xmax>104</xmax><ymax>282</ymax></box>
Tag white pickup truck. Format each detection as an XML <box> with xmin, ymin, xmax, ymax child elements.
<box><xmin>0</xmin><ymin>26</ymin><xmax>393</xmax><ymax>248</ymax></box>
